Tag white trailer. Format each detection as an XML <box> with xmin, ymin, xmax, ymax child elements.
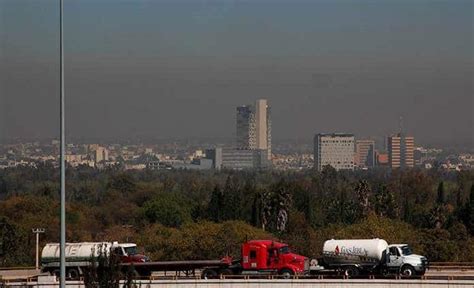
<box><xmin>311</xmin><ymin>239</ymin><xmax>428</xmax><ymax>277</ymax></box>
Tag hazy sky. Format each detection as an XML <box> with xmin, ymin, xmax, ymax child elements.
<box><xmin>1</xmin><ymin>0</ymin><xmax>472</xmax><ymax>145</ymax></box>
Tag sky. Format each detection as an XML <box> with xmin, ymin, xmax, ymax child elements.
<box><xmin>0</xmin><ymin>0</ymin><xmax>472</xmax><ymax>146</ymax></box>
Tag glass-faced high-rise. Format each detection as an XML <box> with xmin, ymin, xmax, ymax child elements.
<box><xmin>236</xmin><ymin>99</ymin><xmax>271</xmax><ymax>160</ymax></box>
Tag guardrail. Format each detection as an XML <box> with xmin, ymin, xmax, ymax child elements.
<box><xmin>3</xmin><ymin>279</ymin><xmax>474</xmax><ymax>288</ymax></box>
<box><xmin>0</xmin><ymin>267</ymin><xmax>35</xmax><ymax>271</ymax></box>
<box><xmin>429</xmin><ymin>262</ymin><xmax>474</xmax><ymax>270</ymax></box>
<box><xmin>2</xmin><ymin>275</ymin><xmax>474</xmax><ymax>286</ymax></box>
<box><xmin>1</xmin><ymin>262</ymin><xmax>474</xmax><ymax>284</ymax></box>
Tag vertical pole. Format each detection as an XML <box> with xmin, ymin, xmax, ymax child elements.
<box><xmin>32</xmin><ymin>228</ymin><xmax>45</xmax><ymax>270</ymax></box>
<box><xmin>59</xmin><ymin>0</ymin><xmax>66</xmax><ymax>286</ymax></box>
<box><xmin>36</xmin><ymin>232</ymin><xmax>39</xmax><ymax>270</ymax></box>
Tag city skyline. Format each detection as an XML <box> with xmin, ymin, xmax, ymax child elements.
<box><xmin>1</xmin><ymin>0</ymin><xmax>472</xmax><ymax>146</ymax></box>
<box><xmin>1</xmin><ymin>1</ymin><xmax>473</xmax><ymax>281</ymax></box>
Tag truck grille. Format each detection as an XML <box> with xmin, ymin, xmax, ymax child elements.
<box><xmin>304</xmin><ymin>258</ymin><xmax>310</xmax><ymax>272</ymax></box>
<box><xmin>421</xmin><ymin>258</ymin><xmax>429</xmax><ymax>268</ymax></box>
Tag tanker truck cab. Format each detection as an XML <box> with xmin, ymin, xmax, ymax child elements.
<box><xmin>111</xmin><ymin>242</ymin><xmax>149</xmax><ymax>263</ymax></box>
<box><xmin>387</xmin><ymin>244</ymin><xmax>428</xmax><ymax>276</ymax></box>
<box><xmin>241</xmin><ymin>240</ymin><xmax>309</xmax><ymax>278</ymax></box>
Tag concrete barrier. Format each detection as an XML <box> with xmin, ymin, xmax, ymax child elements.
<box><xmin>3</xmin><ymin>278</ymin><xmax>474</xmax><ymax>288</ymax></box>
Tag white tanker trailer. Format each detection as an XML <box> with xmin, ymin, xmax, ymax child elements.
<box><xmin>310</xmin><ymin>239</ymin><xmax>428</xmax><ymax>277</ymax></box>
<box><xmin>41</xmin><ymin>242</ymin><xmax>148</xmax><ymax>279</ymax></box>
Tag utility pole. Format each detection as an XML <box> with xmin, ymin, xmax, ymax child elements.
<box><xmin>32</xmin><ymin>228</ymin><xmax>45</xmax><ymax>270</ymax></box>
<box><xmin>59</xmin><ymin>0</ymin><xmax>66</xmax><ymax>287</ymax></box>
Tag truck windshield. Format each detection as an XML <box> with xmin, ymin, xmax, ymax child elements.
<box><xmin>124</xmin><ymin>246</ymin><xmax>138</xmax><ymax>255</ymax></box>
<box><xmin>279</xmin><ymin>246</ymin><xmax>290</xmax><ymax>254</ymax></box>
<box><xmin>401</xmin><ymin>246</ymin><xmax>413</xmax><ymax>255</ymax></box>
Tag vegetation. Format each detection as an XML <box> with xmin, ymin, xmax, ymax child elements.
<box><xmin>83</xmin><ymin>243</ymin><xmax>136</xmax><ymax>288</ymax></box>
<box><xmin>0</xmin><ymin>164</ymin><xmax>473</xmax><ymax>266</ymax></box>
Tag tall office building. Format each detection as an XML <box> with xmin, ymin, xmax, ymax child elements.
<box><xmin>355</xmin><ymin>139</ymin><xmax>375</xmax><ymax>168</ymax></box>
<box><xmin>388</xmin><ymin>133</ymin><xmax>414</xmax><ymax>168</ymax></box>
<box><xmin>314</xmin><ymin>133</ymin><xmax>355</xmax><ymax>171</ymax></box>
<box><xmin>236</xmin><ymin>99</ymin><xmax>271</xmax><ymax>160</ymax></box>
<box><xmin>94</xmin><ymin>146</ymin><xmax>109</xmax><ymax>163</ymax></box>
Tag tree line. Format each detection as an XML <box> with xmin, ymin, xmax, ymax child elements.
<box><xmin>0</xmin><ymin>163</ymin><xmax>473</xmax><ymax>266</ymax></box>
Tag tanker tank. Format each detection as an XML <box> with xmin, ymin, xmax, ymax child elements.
<box><xmin>323</xmin><ymin>239</ymin><xmax>388</xmax><ymax>263</ymax></box>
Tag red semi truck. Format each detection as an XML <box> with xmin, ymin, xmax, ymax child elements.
<box><xmin>124</xmin><ymin>240</ymin><xmax>310</xmax><ymax>279</ymax></box>
<box><xmin>202</xmin><ymin>240</ymin><xmax>309</xmax><ymax>278</ymax></box>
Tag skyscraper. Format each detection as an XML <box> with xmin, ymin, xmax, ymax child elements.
<box><xmin>355</xmin><ymin>139</ymin><xmax>375</xmax><ymax>168</ymax></box>
<box><xmin>388</xmin><ymin>133</ymin><xmax>414</xmax><ymax>168</ymax></box>
<box><xmin>314</xmin><ymin>133</ymin><xmax>355</xmax><ymax>171</ymax></box>
<box><xmin>94</xmin><ymin>146</ymin><xmax>109</xmax><ymax>163</ymax></box>
<box><xmin>236</xmin><ymin>99</ymin><xmax>271</xmax><ymax>160</ymax></box>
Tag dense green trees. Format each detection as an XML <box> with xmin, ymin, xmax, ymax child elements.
<box><xmin>141</xmin><ymin>193</ymin><xmax>191</xmax><ymax>227</ymax></box>
<box><xmin>0</xmin><ymin>165</ymin><xmax>473</xmax><ymax>266</ymax></box>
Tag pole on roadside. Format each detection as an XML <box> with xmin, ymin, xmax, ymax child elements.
<box><xmin>59</xmin><ymin>0</ymin><xmax>66</xmax><ymax>286</ymax></box>
<box><xmin>32</xmin><ymin>228</ymin><xmax>45</xmax><ymax>270</ymax></box>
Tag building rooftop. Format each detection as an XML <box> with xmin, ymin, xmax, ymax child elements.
<box><xmin>316</xmin><ymin>133</ymin><xmax>354</xmax><ymax>137</ymax></box>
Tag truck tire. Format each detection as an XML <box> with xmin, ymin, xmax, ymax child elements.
<box><xmin>52</xmin><ymin>269</ymin><xmax>60</xmax><ymax>278</ymax></box>
<box><xmin>400</xmin><ymin>265</ymin><xmax>415</xmax><ymax>277</ymax></box>
<box><xmin>343</xmin><ymin>266</ymin><xmax>360</xmax><ymax>277</ymax></box>
<box><xmin>201</xmin><ymin>268</ymin><xmax>218</xmax><ymax>279</ymax></box>
<box><xmin>279</xmin><ymin>269</ymin><xmax>294</xmax><ymax>279</ymax></box>
<box><xmin>67</xmin><ymin>268</ymin><xmax>80</xmax><ymax>280</ymax></box>
<box><xmin>219</xmin><ymin>269</ymin><xmax>233</xmax><ymax>278</ymax></box>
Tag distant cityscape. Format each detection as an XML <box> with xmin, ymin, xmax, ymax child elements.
<box><xmin>0</xmin><ymin>99</ymin><xmax>473</xmax><ymax>172</ymax></box>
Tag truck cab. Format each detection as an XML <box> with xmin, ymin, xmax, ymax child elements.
<box><xmin>387</xmin><ymin>244</ymin><xmax>428</xmax><ymax>276</ymax></box>
<box><xmin>110</xmin><ymin>242</ymin><xmax>149</xmax><ymax>263</ymax></box>
<box><xmin>241</xmin><ymin>240</ymin><xmax>309</xmax><ymax>277</ymax></box>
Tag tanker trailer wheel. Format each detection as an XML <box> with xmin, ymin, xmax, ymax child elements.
<box><xmin>52</xmin><ymin>269</ymin><xmax>60</xmax><ymax>278</ymax></box>
<box><xmin>279</xmin><ymin>269</ymin><xmax>294</xmax><ymax>279</ymax></box>
<box><xmin>400</xmin><ymin>265</ymin><xmax>415</xmax><ymax>277</ymax></box>
<box><xmin>67</xmin><ymin>268</ymin><xmax>80</xmax><ymax>280</ymax></box>
<box><xmin>201</xmin><ymin>268</ymin><xmax>218</xmax><ymax>279</ymax></box>
<box><xmin>343</xmin><ymin>266</ymin><xmax>360</xmax><ymax>277</ymax></box>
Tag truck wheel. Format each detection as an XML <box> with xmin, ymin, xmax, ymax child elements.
<box><xmin>52</xmin><ymin>270</ymin><xmax>60</xmax><ymax>278</ymax></box>
<box><xmin>219</xmin><ymin>269</ymin><xmax>233</xmax><ymax>278</ymax></box>
<box><xmin>279</xmin><ymin>269</ymin><xmax>294</xmax><ymax>279</ymax></box>
<box><xmin>201</xmin><ymin>268</ymin><xmax>218</xmax><ymax>279</ymax></box>
<box><xmin>400</xmin><ymin>265</ymin><xmax>415</xmax><ymax>277</ymax></box>
<box><xmin>67</xmin><ymin>268</ymin><xmax>80</xmax><ymax>280</ymax></box>
<box><xmin>344</xmin><ymin>266</ymin><xmax>359</xmax><ymax>277</ymax></box>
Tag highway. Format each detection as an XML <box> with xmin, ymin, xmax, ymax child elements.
<box><xmin>1</xmin><ymin>267</ymin><xmax>474</xmax><ymax>287</ymax></box>
<box><xmin>1</xmin><ymin>278</ymin><xmax>473</xmax><ymax>288</ymax></box>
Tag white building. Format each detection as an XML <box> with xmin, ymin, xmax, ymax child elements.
<box><xmin>314</xmin><ymin>133</ymin><xmax>355</xmax><ymax>171</ymax></box>
<box><xmin>95</xmin><ymin>146</ymin><xmax>109</xmax><ymax>163</ymax></box>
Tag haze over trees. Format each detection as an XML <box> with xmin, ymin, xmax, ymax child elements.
<box><xmin>0</xmin><ymin>164</ymin><xmax>473</xmax><ymax>266</ymax></box>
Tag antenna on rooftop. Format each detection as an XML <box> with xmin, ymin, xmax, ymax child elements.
<box><xmin>398</xmin><ymin>116</ymin><xmax>403</xmax><ymax>135</ymax></box>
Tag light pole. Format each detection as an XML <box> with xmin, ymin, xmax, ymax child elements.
<box><xmin>59</xmin><ymin>0</ymin><xmax>66</xmax><ymax>287</ymax></box>
<box><xmin>32</xmin><ymin>228</ymin><xmax>45</xmax><ymax>270</ymax></box>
